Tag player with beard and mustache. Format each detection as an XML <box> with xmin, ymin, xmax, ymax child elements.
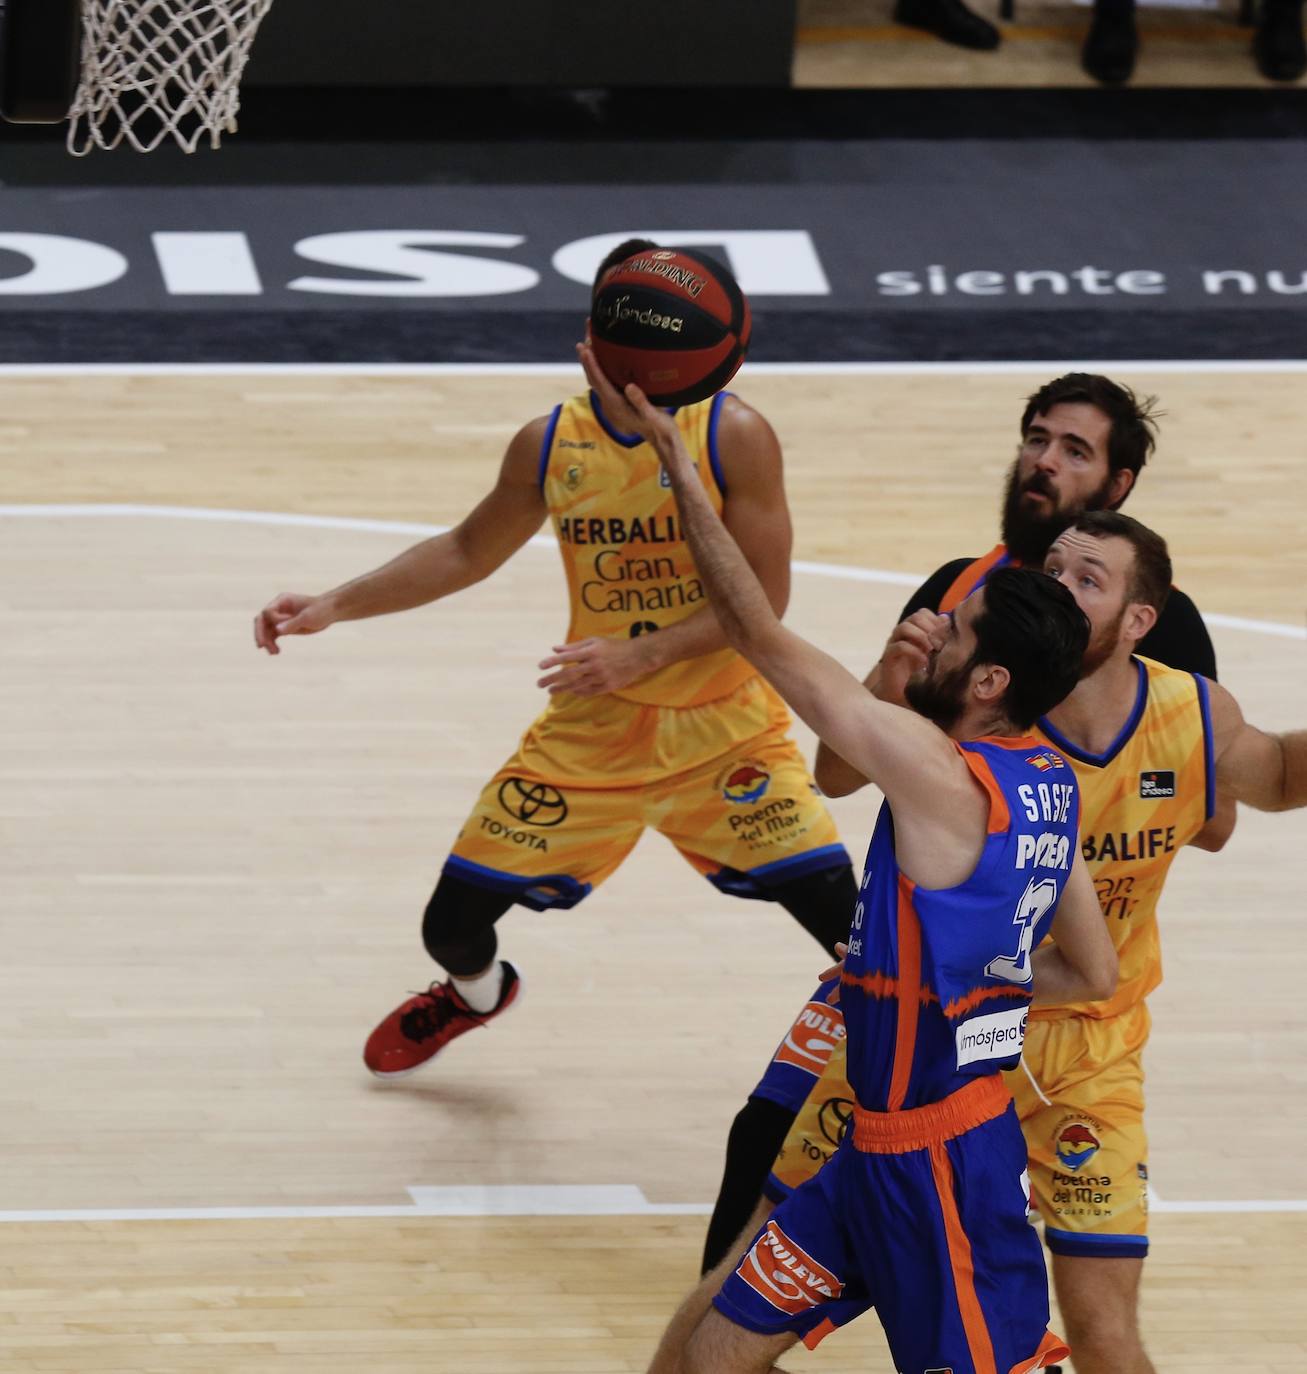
<box><xmin>649</xmin><ymin>511</ymin><xmax>1307</xmax><ymax>1374</ymax></box>
<box><xmin>914</xmin><ymin>373</ymin><xmax>1214</xmax><ymax>679</ymax></box>
<box><xmin>684</xmin><ymin>374</ymin><xmax>1227</xmax><ymax>1304</ymax></box>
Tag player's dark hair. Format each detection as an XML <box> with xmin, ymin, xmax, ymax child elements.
<box><xmin>1070</xmin><ymin>510</ymin><xmax>1173</xmax><ymax>613</ymax></box>
<box><xmin>1020</xmin><ymin>373</ymin><xmax>1160</xmax><ymax>492</ymax></box>
<box><xmin>971</xmin><ymin>566</ymin><xmax>1089</xmax><ymax>728</ymax></box>
<box><xmin>592</xmin><ymin>238</ymin><xmax>659</xmax><ymax>298</ymax></box>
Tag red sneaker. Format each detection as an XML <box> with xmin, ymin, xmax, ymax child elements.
<box><xmin>363</xmin><ymin>961</ymin><xmax>522</xmax><ymax>1078</ymax></box>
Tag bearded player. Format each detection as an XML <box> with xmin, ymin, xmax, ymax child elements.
<box><xmin>694</xmin><ymin>371</ymin><xmax>1231</xmax><ymax>1282</ymax></box>
<box><xmin>659</xmin><ymin>511</ymin><xmax>1305</xmax><ymax>1374</ymax></box>
<box><xmin>581</xmin><ymin>341</ymin><xmax>1120</xmax><ymax>1374</ymax></box>
<box><xmin>253</xmin><ymin>240</ymin><xmax>858</xmax><ymax>1077</ymax></box>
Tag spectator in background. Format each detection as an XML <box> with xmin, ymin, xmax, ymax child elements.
<box><xmin>1081</xmin><ymin>0</ymin><xmax>1138</xmax><ymax>84</ymax></box>
<box><xmin>1083</xmin><ymin>0</ymin><xmax>1306</xmax><ymax>85</ymax></box>
<box><xmin>893</xmin><ymin>0</ymin><xmax>1001</xmax><ymax>50</ymax></box>
<box><xmin>1254</xmin><ymin>0</ymin><xmax>1307</xmax><ymax>80</ymax></box>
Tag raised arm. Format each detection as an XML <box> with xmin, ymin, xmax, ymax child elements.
<box><xmin>576</xmin><ymin>345</ymin><xmax>986</xmax><ymax>877</ymax></box>
<box><xmin>1208</xmin><ymin>679</ymin><xmax>1307</xmax><ymax>812</ymax></box>
<box><xmin>254</xmin><ymin>415</ymin><xmax>550</xmax><ymax>654</ymax></box>
<box><xmin>1031</xmin><ymin>850</ymin><xmax>1118</xmax><ymax>1006</ymax></box>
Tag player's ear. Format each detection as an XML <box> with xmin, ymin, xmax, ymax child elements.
<box><xmin>972</xmin><ymin>662</ymin><xmax>1010</xmax><ymax>706</ymax></box>
<box><xmin>1106</xmin><ymin>466</ymin><xmax>1136</xmax><ymax>510</ymax></box>
<box><xmin>1122</xmin><ymin>600</ymin><xmax>1157</xmax><ymax>646</ymax></box>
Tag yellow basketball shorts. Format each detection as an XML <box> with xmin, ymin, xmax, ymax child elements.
<box><xmin>768</xmin><ymin>1001</ymin><xmax>1151</xmax><ymax>1260</ymax></box>
<box><xmin>767</xmin><ymin>1033</ymin><xmax>853</xmax><ymax>1199</ymax></box>
<box><xmin>1005</xmin><ymin>1003</ymin><xmax>1151</xmax><ymax>1259</ymax></box>
<box><xmin>443</xmin><ymin>675</ymin><xmax>847</xmax><ymax>910</ymax></box>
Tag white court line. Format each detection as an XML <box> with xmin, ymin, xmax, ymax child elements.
<box><xmin>3</xmin><ymin>502</ymin><xmax>1302</xmax><ymax>641</ymax></box>
<box><xmin>2</xmin><ymin>1184</ymin><xmax>1305</xmax><ymax>1223</ymax></box>
<box><xmin>2</xmin><ymin>360</ymin><xmax>1307</xmax><ymax>378</ymax></box>
<box><xmin>0</xmin><ymin>1186</ymin><xmax>709</xmax><ymax>1224</ymax></box>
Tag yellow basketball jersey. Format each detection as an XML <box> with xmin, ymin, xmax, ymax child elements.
<box><xmin>1031</xmin><ymin>656</ymin><xmax>1215</xmax><ymax>1020</ymax></box>
<box><xmin>541</xmin><ymin>390</ymin><xmax>756</xmax><ymax>708</ymax></box>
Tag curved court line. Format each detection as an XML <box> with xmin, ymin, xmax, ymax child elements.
<box><xmin>4</xmin><ymin>502</ymin><xmax>1302</xmax><ymax>640</ymax></box>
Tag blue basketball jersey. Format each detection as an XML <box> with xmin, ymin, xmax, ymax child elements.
<box><xmin>842</xmin><ymin>737</ymin><xmax>1079</xmax><ymax>1112</ymax></box>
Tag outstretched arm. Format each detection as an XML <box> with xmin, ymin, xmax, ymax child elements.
<box><xmin>254</xmin><ymin>415</ymin><xmax>549</xmax><ymax>654</ymax></box>
<box><xmin>1208</xmin><ymin>680</ymin><xmax>1307</xmax><ymax>812</ymax></box>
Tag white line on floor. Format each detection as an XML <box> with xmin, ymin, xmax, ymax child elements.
<box><xmin>2</xmin><ymin>503</ymin><xmax>1301</xmax><ymax>641</ymax></box>
<box><xmin>2</xmin><ymin>1183</ymin><xmax>1304</xmax><ymax>1223</ymax></box>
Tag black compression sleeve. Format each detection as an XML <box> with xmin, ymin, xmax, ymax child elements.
<box><xmin>1136</xmin><ymin>587</ymin><xmax>1218</xmax><ymax>681</ymax></box>
<box><xmin>700</xmin><ymin>1096</ymin><xmax>797</xmax><ymax>1274</ymax></box>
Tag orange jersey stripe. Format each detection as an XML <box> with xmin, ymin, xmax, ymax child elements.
<box><xmin>939</xmin><ymin>545</ymin><xmax>1013</xmax><ymax>614</ymax></box>
<box><xmin>929</xmin><ymin>1141</ymin><xmax>998</xmax><ymax>1374</ymax></box>
<box><xmin>942</xmin><ymin>982</ymin><xmax>1034</xmax><ymax>1021</ymax></box>
<box><xmin>958</xmin><ymin>746</ymin><xmax>1013</xmax><ymax>834</ymax></box>
<box><xmin>840</xmin><ymin>970</ymin><xmax>938</xmax><ymax>1005</ymax></box>
<box><xmin>886</xmin><ymin>875</ymin><xmax>922</xmax><ymax>1112</ymax></box>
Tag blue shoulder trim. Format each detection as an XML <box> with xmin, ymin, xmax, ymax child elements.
<box><xmin>708</xmin><ymin>390</ymin><xmax>730</xmax><ymax>495</ymax></box>
<box><xmin>589</xmin><ymin>389</ymin><xmax>643</xmax><ymax>448</ymax></box>
<box><xmin>1038</xmin><ymin>657</ymin><xmax>1148</xmax><ymax>768</ymax></box>
<box><xmin>537</xmin><ymin>404</ymin><xmax>562</xmax><ymax>489</ymax></box>
<box><xmin>1193</xmin><ymin>672</ymin><xmax>1217</xmax><ymax>821</ymax></box>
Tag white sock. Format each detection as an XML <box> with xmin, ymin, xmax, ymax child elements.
<box><xmin>451</xmin><ymin>961</ymin><xmax>504</xmax><ymax>1013</ymax></box>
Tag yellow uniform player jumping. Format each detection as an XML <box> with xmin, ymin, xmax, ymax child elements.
<box><xmin>253</xmin><ymin>239</ymin><xmax>856</xmax><ymax>1080</ymax></box>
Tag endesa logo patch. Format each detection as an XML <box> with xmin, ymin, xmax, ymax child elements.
<box><xmin>775</xmin><ymin>1001</ymin><xmax>846</xmax><ymax>1075</ymax></box>
<box><xmin>736</xmin><ymin>1221</ymin><xmax>843</xmax><ymax>1315</ymax></box>
<box><xmin>1140</xmin><ymin>770</ymin><xmax>1176</xmax><ymax>798</ymax></box>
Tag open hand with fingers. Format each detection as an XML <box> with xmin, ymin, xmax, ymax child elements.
<box><xmin>253</xmin><ymin>592</ymin><xmax>336</xmax><ymax>654</ymax></box>
<box><xmin>537</xmin><ymin>635</ymin><xmax>658</xmax><ymax>697</ymax></box>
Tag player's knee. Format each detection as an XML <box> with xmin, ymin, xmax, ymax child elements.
<box><xmin>421</xmin><ymin>872</ymin><xmax>512</xmax><ymax>974</ymax></box>
<box><xmin>1059</xmin><ymin>1288</ymin><xmax>1143</xmax><ymax>1358</ymax></box>
<box><xmin>770</xmin><ymin>862</ymin><xmax>859</xmax><ymax>955</ymax></box>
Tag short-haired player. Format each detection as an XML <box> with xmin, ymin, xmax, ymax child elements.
<box><xmin>580</xmin><ymin>343</ymin><xmax>1119</xmax><ymax>1374</ymax></box>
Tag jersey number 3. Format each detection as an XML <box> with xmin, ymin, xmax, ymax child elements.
<box><xmin>985</xmin><ymin>877</ymin><xmax>1058</xmax><ymax>984</ymax></box>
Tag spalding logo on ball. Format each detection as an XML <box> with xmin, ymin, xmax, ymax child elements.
<box><xmin>590</xmin><ymin>247</ymin><xmax>752</xmax><ymax>407</ymax></box>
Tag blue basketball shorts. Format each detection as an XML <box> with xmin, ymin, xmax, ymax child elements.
<box><xmin>713</xmin><ymin>1074</ymin><xmax>1069</xmax><ymax>1374</ymax></box>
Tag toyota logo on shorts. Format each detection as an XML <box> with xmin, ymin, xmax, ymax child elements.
<box><xmin>497</xmin><ymin>778</ymin><xmax>569</xmax><ymax>827</ymax></box>
<box><xmin>818</xmin><ymin>1096</ymin><xmax>854</xmax><ymax>1147</ymax></box>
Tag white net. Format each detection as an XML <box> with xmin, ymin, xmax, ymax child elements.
<box><xmin>66</xmin><ymin>0</ymin><xmax>275</xmax><ymax>155</ymax></box>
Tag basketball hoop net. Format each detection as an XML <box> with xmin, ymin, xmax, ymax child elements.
<box><xmin>66</xmin><ymin>0</ymin><xmax>274</xmax><ymax>154</ymax></box>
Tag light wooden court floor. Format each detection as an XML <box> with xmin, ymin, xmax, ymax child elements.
<box><xmin>1</xmin><ymin>368</ymin><xmax>1305</xmax><ymax>1372</ymax></box>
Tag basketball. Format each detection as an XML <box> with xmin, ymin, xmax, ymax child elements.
<box><xmin>589</xmin><ymin>248</ymin><xmax>752</xmax><ymax>407</ymax></box>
